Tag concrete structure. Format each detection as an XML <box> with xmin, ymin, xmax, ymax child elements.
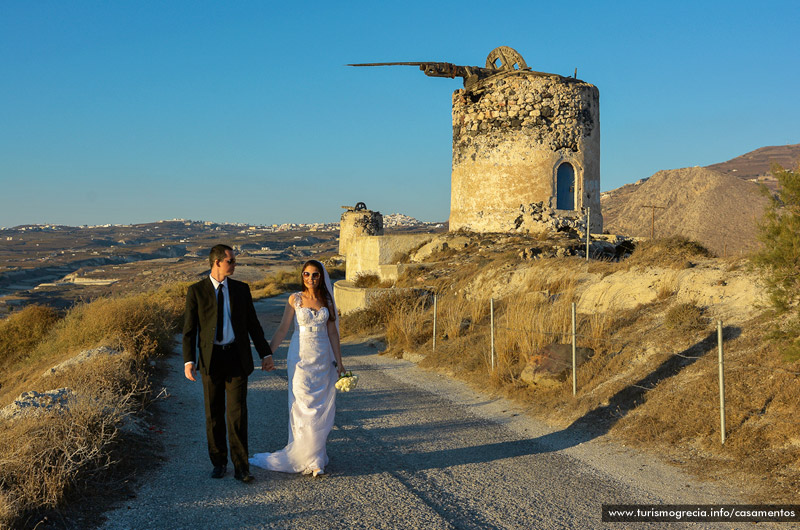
<box><xmin>335</xmin><ymin>232</ymin><xmax>435</xmax><ymax>314</ymax></box>
<box><xmin>335</xmin><ymin>281</ymin><xmax>395</xmax><ymax>315</ymax></box>
<box><xmin>344</xmin><ymin>233</ymin><xmax>433</xmax><ymax>282</ymax></box>
<box><xmin>339</xmin><ymin>205</ymin><xmax>384</xmax><ymax>258</ymax></box>
<box><xmin>450</xmin><ymin>59</ymin><xmax>602</xmax><ymax>233</ymax></box>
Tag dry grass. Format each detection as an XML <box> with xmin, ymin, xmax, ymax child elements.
<box><xmin>626</xmin><ymin>236</ymin><xmax>713</xmax><ymax>269</ymax></box>
<box><xmin>352</xmin><ymin>273</ymin><xmax>394</xmax><ymax>289</ymax></box>
<box><xmin>664</xmin><ymin>302</ymin><xmax>707</xmax><ymax>331</ymax></box>
<box><xmin>0</xmin><ymin>284</ymin><xmax>184</xmax><ymax>528</ymax></box>
<box><xmin>656</xmin><ymin>270</ymin><xmax>680</xmax><ymax>300</ymax></box>
<box><xmin>340</xmin><ymin>289</ymin><xmax>429</xmax><ymax>340</ymax></box>
<box><xmin>612</xmin><ymin>315</ymin><xmax>800</xmax><ymax>500</ymax></box>
<box><xmin>0</xmin><ymin>355</ymin><xmax>148</xmax><ymax>524</ymax></box>
<box><xmin>0</xmin><ymin>305</ymin><xmax>60</xmax><ymax>369</ymax></box>
<box><xmin>385</xmin><ymin>295</ymin><xmax>432</xmax><ymax>355</ymax></box>
<box><xmin>250</xmin><ymin>269</ymin><xmax>302</xmax><ymax>300</ymax></box>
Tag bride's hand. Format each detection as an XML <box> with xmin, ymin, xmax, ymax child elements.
<box><xmin>336</xmin><ymin>363</ymin><xmax>346</xmax><ymax>377</ymax></box>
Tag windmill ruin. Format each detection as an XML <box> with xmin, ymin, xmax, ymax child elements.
<box><xmin>350</xmin><ymin>45</ymin><xmax>602</xmax><ymax>233</ymax></box>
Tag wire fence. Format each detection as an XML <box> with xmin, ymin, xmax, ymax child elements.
<box><xmin>425</xmin><ymin>292</ymin><xmax>800</xmax><ymax>444</ymax></box>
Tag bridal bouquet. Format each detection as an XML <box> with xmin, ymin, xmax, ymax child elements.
<box><xmin>335</xmin><ymin>371</ymin><xmax>359</xmax><ymax>392</ymax></box>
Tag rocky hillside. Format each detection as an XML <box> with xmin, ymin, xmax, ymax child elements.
<box><xmin>705</xmin><ymin>143</ymin><xmax>800</xmax><ymax>192</ymax></box>
<box><xmin>601</xmin><ymin>144</ymin><xmax>800</xmax><ymax>256</ymax></box>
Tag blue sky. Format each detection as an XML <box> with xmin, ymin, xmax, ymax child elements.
<box><xmin>1</xmin><ymin>1</ymin><xmax>798</xmax><ymax>227</ymax></box>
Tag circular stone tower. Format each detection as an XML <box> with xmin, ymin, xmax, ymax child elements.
<box><xmin>450</xmin><ymin>58</ymin><xmax>601</xmax><ymax>233</ymax></box>
<box><xmin>338</xmin><ymin>203</ymin><xmax>384</xmax><ymax>257</ymax></box>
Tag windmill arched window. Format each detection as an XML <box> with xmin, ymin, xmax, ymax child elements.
<box><xmin>556</xmin><ymin>162</ymin><xmax>575</xmax><ymax>210</ymax></box>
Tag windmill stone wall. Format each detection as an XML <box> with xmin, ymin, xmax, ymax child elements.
<box><xmin>450</xmin><ymin>67</ymin><xmax>602</xmax><ymax>233</ymax></box>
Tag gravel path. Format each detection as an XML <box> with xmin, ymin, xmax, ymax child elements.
<box><xmin>99</xmin><ymin>294</ymin><xmax>780</xmax><ymax>530</ymax></box>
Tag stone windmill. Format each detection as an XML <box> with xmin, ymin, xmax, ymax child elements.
<box><xmin>351</xmin><ymin>46</ymin><xmax>602</xmax><ymax>233</ymax></box>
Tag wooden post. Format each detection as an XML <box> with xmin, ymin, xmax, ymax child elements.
<box><xmin>432</xmin><ymin>293</ymin><xmax>437</xmax><ymax>353</ymax></box>
<box><xmin>490</xmin><ymin>298</ymin><xmax>495</xmax><ymax>372</ymax></box>
<box><xmin>572</xmin><ymin>302</ymin><xmax>577</xmax><ymax>396</ymax></box>
<box><xmin>585</xmin><ymin>207</ymin><xmax>590</xmax><ymax>261</ymax></box>
<box><xmin>642</xmin><ymin>204</ymin><xmax>667</xmax><ymax>239</ymax></box>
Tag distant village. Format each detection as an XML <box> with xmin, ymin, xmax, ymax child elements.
<box><xmin>1</xmin><ymin>213</ymin><xmax>442</xmax><ymax>236</ymax></box>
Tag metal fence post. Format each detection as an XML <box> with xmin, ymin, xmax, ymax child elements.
<box><xmin>718</xmin><ymin>320</ymin><xmax>726</xmax><ymax>444</ymax></box>
<box><xmin>572</xmin><ymin>302</ymin><xmax>577</xmax><ymax>396</ymax></box>
<box><xmin>490</xmin><ymin>298</ymin><xmax>495</xmax><ymax>372</ymax></box>
<box><xmin>432</xmin><ymin>293</ymin><xmax>437</xmax><ymax>353</ymax></box>
<box><xmin>585</xmin><ymin>207</ymin><xmax>590</xmax><ymax>262</ymax></box>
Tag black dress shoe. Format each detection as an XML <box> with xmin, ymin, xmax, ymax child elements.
<box><xmin>211</xmin><ymin>464</ymin><xmax>227</xmax><ymax>479</ymax></box>
<box><xmin>234</xmin><ymin>470</ymin><xmax>255</xmax><ymax>483</ymax></box>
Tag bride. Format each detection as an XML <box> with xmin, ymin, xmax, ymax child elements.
<box><xmin>249</xmin><ymin>260</ymin><xmax>345</xmax><ymax>477</ymax></box>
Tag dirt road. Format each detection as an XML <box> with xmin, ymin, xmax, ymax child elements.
<box><xmin>99</xmin><ymin>294</ymin><xmax>777</xmax><ymax>529</ymax></box>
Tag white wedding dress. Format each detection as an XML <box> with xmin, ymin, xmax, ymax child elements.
<box><xmin>249</xmin><ymin>293</ymin><xmax>337</xmax><ymax>474</ymax></box>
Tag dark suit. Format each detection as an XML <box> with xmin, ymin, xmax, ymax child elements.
<box><xmin>182</xmin><ymin>276</ymin><xmax>271</xmax><ymax>472</ymax></box>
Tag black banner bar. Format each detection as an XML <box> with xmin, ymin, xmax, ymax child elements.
<box><xmin>602</xmin><ymin>504</ymin><xmax>800</xmax><ymax>523</ymax></box>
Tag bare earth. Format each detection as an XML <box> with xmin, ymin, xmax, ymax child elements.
<box><xmin>98</xmin><ymin>295</ymin><xmax>783</xmax><ymax>530</ymax></box>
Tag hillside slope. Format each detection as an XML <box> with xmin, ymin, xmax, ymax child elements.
<box><xmin>601</xmin><ymin>144</ymin><xmax>800</xmax><ymax>256</ymax></box>
<box><xmin>602</xmin><ymin>166</ymin><xmax>768</xmax><ymax>256</ymax></box>
<box><xmin>705</xmin><ymin>143</ymin><xmax>800</xmax><ymax>190</ymax></box>
<box><xmin>360</xmin><ymin>231</ymin><xmax>800</xmax><ymax>503</ymax></box>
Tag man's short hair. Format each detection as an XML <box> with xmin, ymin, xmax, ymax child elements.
<box><xmin>209</xmin><ymin>244</ymin><xmax>233</xmax><ymax>267</ymax></box>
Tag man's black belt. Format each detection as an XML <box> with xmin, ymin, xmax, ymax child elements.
<box><xmin>214</xmin><ymin>342</ymin><xmax>236</xmax><ymax>351</ymax></box>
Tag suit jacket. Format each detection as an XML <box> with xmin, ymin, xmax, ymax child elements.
<box><xmin>182</xmin><ymin>276</ymin><xmax>271</xmax><ymax>376</ymax></box>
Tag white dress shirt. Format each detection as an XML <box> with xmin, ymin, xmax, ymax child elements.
<box><xmin>210</xmin><ymin>275</ymin><xmax>235</xmax><ymax>345</ymax></box>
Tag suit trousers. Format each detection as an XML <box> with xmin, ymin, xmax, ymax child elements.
<box><xmin>202</xmin><ymin>344</ymin><xmax>249</xmax><ymax>472</ymax></box>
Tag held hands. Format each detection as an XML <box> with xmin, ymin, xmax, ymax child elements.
<box><xmin>261</xmin><ymin>355</ymin><xmax>275</xmax><ymax>371</ymax></box>
<box><xmin>184</xmin><ymin>363</ymin><xmax>197</xmax><ymax>382</ymax></box>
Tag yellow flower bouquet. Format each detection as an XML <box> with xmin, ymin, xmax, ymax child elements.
<box><xmin>335</xmin><ymin>371</ymin><xmax>359</xmax><ymax>392</ymax></box>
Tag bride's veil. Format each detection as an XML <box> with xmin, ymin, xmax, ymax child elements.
<box><xmin>320</xmin><ymin>262</ymin><xmax>339</xmax><ymax>334</ymax></box>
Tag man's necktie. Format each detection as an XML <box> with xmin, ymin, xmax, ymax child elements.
<box><xmin>216</xmin><ymin>284</ymin><xmax>224</xmax><ymax>343</ymax></box>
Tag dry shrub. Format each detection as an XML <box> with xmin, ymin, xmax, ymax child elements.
<box><xmin>438</xmin><ymin>295</ymin><xmax>471</xmax><ymax>341</ymax></box>
<box><xmin>526</xmin><ymin>261</ymin><xmax>578</xmax><ymax>294</ymax></box>
<box><xmin>422</xmin><ymin>331</ymin><xmax>490</xmax><ymax>377</ymax></box>
<box><xmin>340</xmin><ymin>289</ymin><xmax>428</xmax><ymax>338</ymax></box>
<box><xmin>146</xmin><ymin>281</ymin><xmax>191</xmax><ymax>316</ymax></box>
<box><xmin>582</xmin><ymin>310</ymin><xmax>616</xmax><ymax>353</ymax></box>
<box><xmin>352</xmin><ymin>273</ymin><xmax>393</xmax><ymax>289</ymax></box>
<box><xmin>0</xmin><ymin>352</ymin><xmax>151</xmax><ymax>528</ymax></box>
<box><xmin>340</xmin><ymin>306</ymin><xmax>383</xmax><ymax>337</ymax></box>
<box><xmin>656</xmin><ymin>271</ymin><xmax>680</xmax><ymax>300</ymax></box>
<box><xmin>0</xmin><ymin>288</ymin><xmax>181</xmax><ymax>528</ymax></box>
<box><xmin>385</xmin><ymin>296</ymin><xmax>431</xmax><ymax>355</ymax></box>
<box><xmin>627</xmin><ymin>236</ymin><xmax>713</xmax><ymax>269</ymax></box>
<box><xmin>493</xmin><ymin>290</ymin><xmax>575</xmax><ymax>383</ymax></box>
<box><xmin>250</xmin><ymin>269</ymin><xmax>302</xmax><ymax>300</ymax></box>
<box><xmin>323</xmin><ymin>261</ymin><xmax>346</xmax><ymax>280</ymax></box>
<box><xmin>664</xmin><ymin>302</ymin><xmax>706</xmax><ymax>331</ymax></box>
<box><xmin>0</xmin><ymin>305</ymin><xmax>61</xmax><ymax>369</ymax></box>
<box><xmin>33</xmin><ymin>294</ymin><xmax>176</xmax><ymax>365</ymax></box>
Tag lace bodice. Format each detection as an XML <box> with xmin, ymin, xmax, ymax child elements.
<box><xmin>292</xmin><ymin>292</ymin><xmax>330</xmax><ymax>328</ymax></box>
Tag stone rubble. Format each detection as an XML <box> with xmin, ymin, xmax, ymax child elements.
<box><xmin>0</xmin><ymin>387</ymin><xmax>76</xmax><ymax>421</ymax></box>
<box><xmin>43</xmin><ymin>346</ymin><xmax>122</xmax><ymax>377</ymax></box>
<box><xmin>516</xmin><ymin>201</ymin><xmax>586</xmax><ymax>234</ymax></box>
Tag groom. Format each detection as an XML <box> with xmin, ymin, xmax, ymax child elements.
<box><xmin>183</xmin><ymin>244</ymin><xmax>274</xmax><ymax>483</ymax></box>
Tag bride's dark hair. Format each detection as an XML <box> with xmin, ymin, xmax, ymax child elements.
<box><xmin>301</xmin><ymin>259</ymin><xmax>335</xmax><ymax>322</ymax></box>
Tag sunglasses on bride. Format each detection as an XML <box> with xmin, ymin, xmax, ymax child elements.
<box><xmin>302</xmin><ymin>271</ymin><xmax>321</xmax><ymax>279</ymax></box>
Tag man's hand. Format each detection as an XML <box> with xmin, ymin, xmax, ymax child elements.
<box><xmin>261</xmin><ymin>355</ymin><xmax>275</xmax><ymax>371</ymax></box>
<box><xmin>184</xmin><ymin>362</ymin><xmax>197</xmax><ymax>381</ymax></box>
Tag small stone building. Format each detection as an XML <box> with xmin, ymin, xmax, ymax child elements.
<box><xmin>338</xmin><ymin>203</ymin><xmax>384</xmax><ymax>258</ymax></box>
<box><xmin>449</xmin><ymin>53</ymin><xmax>602</xmax><ymax>233</ymax></box>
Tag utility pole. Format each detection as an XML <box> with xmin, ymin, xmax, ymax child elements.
<box><xmin>641</xmin><ymin>204</ymin><xmax>667</xmax><ymax>239</ymax></box>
